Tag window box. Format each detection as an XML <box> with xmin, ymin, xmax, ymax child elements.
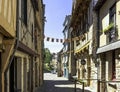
<box><xmin>102</xmin><ymin>23</ymin><xmax>114</xmax><ymax>33</ymax></box>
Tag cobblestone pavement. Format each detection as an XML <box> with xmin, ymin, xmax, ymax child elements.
<box><xmin>35</xmin><ymin>73</ymin><xmax>92</xmax><ymax>92</ymax></box>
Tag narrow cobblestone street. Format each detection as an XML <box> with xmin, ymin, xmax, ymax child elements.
<box><xmin>35</xmin><ymin>73</ymin><xmax>92</xmax><ymax>92</ymax></box>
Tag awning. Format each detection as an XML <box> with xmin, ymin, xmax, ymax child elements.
<box><xmin>97</xmin><ymin>40</ymin><xmax>120</xmax><ymax>54</ymax></box>
<box><xmin>75</xmin><ymin>41</ymin><xmax>90</xmax><ymax>54</ymax></box>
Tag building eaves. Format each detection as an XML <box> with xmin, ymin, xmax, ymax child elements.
<box><xmin>18</xmin><ymin>41</ymin><xmax>39</xmax><ymax>56</ymax></box>
<box><xmin>93</xmin><ymin>0</ymin><xmax>107</xmax><ymax>10</ymax></box>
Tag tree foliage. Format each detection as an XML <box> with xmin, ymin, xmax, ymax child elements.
<box><xmin>44</xmin><ymin>48</ymin><xmax>52</xmax><ymax>64</ymax></box>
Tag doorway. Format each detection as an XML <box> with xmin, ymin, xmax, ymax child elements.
<box><xmin>9</xmin><ymin>57</ymin><xmax>17</xmax><ymax>92</ymax></box>
<box><xmin>0</xmin><ymin>52</ymin><xmax>2</xmax><ymax>92</ymax></box>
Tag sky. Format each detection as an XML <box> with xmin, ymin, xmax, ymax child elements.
<box><xmin>43</xmin><ymin>0</ymin><xmax>72</xmax><ymax>53</ymax></box>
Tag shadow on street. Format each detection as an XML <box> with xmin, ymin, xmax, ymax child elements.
<box><xmin>35</xmin><ymin>73</ymin><xmax>91</xmax><ymax>92</ymax></box>
<box><xmin>43</xmin><ymin>80</ymin><xmax>91</xmax><ymax>92</ymax></box>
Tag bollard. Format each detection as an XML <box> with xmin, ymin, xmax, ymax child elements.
<box><xmin>72</xmin><ymin>76</ymin><xmax>77</xmax><ymax>92</ymax></box>
<box><xmin>82</xmin><ymin>82</ymin><xmax>84</xmax><ymax>92</ymax></box>
<box><xmin>74</xmin><ymin>79</ymin><xmax>76</xmax><ymax>92</ymax></box>
<box><xmin>97</xmin><ymin>80</ymin><xmax>100</xmax><ymax>92</ymax></box>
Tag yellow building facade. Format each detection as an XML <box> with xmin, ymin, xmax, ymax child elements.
<box><xmin>0</xmin><ymin>0</ymin><xmax>45</xmax><ymax>92</ymax></box>
<box><xmin>0</xmin><ymin>0</ymin><xmax>16</xmax><ymax>92</ymax></box>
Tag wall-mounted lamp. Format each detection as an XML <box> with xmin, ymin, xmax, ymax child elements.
<box><xmin>81</xmin><ymin>59</ymin><xmax>86</xmax><ymax>65</ymax></box>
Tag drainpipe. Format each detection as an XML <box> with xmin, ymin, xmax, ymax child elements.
<box><xmin>93</xmin><ymin>1</ymin><xmax>100</xmax><ymax>90</ymax></box>
<box><xmin>4</xmin><ymin>0</ymin><xmax>19</xmax><ymax>91</ymax></box>
<box><xmin>96</xmin><ymin>9</ymin><xmax>100</xmax><ymax>92</ymax></box>
<box><xmin>96</xmin><ymin>9</ymin><xmax>100</xmax><ymax>49</ymax></box>
<box><xmin>97</xmin><ymin>11</ymin><xmax>100</xmax><ymax>92</ymax></box>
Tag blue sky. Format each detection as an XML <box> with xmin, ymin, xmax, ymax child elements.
<box><xmin>43</xmin><ymin>0</ymin><xmax>72</xmax><ymax>53</ymax></box>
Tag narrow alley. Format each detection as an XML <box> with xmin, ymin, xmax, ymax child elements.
<box><xmin>35</xmin><ymin>72</ymin><xmax>92</xmax><ymax>92</ymax></box>
<box><xmin>1</xmin><ymin>0</ymin><xmax>120</xmax><ymax>92</ymax></box>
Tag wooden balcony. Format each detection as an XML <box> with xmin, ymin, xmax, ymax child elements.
<box><xmin>70</xmin><ymin>0</ymin><xmax>90</xmax><ymax>29</ymax></box>
<box><xmin>0</xmin><ymin>0</ymin><xmax>16</xmax><ymax>38</ymax></box>
<box><xmin>74</xmin><ymin>32</ymin><xmax>90</xmax><ymax>54</ymax></box>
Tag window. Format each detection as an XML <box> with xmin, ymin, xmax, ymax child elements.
<box><xmin>31</xmin><ymin>24</ymin><xmax>34</xmax><ymax>42</ymax></box>
<box><xmin>76</xmin><ymin>40</ymin><xmax>80</xmax><ymax>46</ymax></box>
<box><xmin>112</xmin><ymin>51</ymin><xmax>116</xmax><ymax>80</ymax></box>
<box><xmin>76</xmin><ymin>29</ymin><xmax>80</xmax><ymax>46</ymax></box>
<box><xmin>108</xmin><ymin>4</ymin><xmax>116</xmax><ymax>43</ymax></box>
<box><xmin>21</xmin><ymin>0</ymin><xmax>27</xmax><ymax>26</ymax></box>
<box><xmin>84</xmin><ymin>12</ymin><xmax>89</xmax><ymax>32</ymax></box>
<box><xmin>34</xmin><ymin>29</ymin><xmax>37</xmax><ymax>50</ymax></box>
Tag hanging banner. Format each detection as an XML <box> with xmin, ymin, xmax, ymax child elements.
<box><xmin>51</xmin><ymin>38</ymin><xmax>54</xmax><ymax>42</ymax></box>
<box><xmin>47</xmin><ymin>37</ymin><xmax>50</xmax><ymax>41</ymax></box>
<box><xmin>44</xmin><ymin>34</ymin><xmax>85</xmax><ymax>43</ymax></box>
<box><xmin>44</xmin><ymin>36</ymin><xmax>64</xmax><ymax>43</ymax></box>
<box><xmin>56</xmin><ymin>39</ymin><xmax>59</xmax><ymax>42</ymax></box>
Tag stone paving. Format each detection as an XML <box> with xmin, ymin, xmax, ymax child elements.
<box><xmin>35</xmin><ymin>73</ymin><xmax>92</xmax><ymax>92</ymax></box>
